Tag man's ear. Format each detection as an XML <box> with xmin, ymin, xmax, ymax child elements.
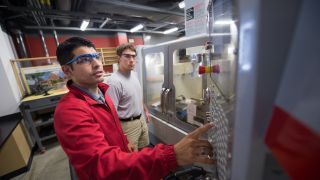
<box><xmin>61</xmin><ymin>65</ymin><xmax>72</xmax><ymax>78</ymax></box>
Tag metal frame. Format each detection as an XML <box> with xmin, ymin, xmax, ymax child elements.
<box><xmin>231</xmin><ymin>0</ymin><xmax>302</xmax><ymax>179</ymax></box>
<box><xmin>141</xmin><ymin>34</ymin><xmax>231</xmax><ymax>145</ymax></box>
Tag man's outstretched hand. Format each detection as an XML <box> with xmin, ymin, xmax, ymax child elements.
<box><xmin>174</xmin><ymin>123</ymin><xmax>215</xmax><ymax>166</ymax></box>
<box><xmin>127</xmin><ymin>143</ymin><xmax>136</xmax><ymax>152</ymax></box>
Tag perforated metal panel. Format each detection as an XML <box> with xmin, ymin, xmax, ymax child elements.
<box><xmin>207</xmin><ymin>86</ymin><xmax>231</xmax><ymax>180</ymax></box>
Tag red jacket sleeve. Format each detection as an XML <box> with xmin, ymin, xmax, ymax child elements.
<box><xmin>54</xmin><ymin>100</ymin><xmax>177</xmax><ymax>180</ymax></box>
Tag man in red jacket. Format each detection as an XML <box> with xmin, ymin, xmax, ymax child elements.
<box><xmin>54</xmin><ymin>37</ymin><xmax>215</xmax><ymax>180</ymax></box>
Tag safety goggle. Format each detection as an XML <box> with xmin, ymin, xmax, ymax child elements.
<box><xmin>121</xmin><ymin>53</ymin><xmax>136</xmax><ymax>59</ymax></box>
<box><xmin>65</xmin><ymin>52</ymin><xmax>102</xmax><ymax>65</ymax></box>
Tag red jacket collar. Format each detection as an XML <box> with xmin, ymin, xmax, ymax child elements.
<box><xmin>66</xmin><ymin>80</ymin><xmax>109</xmax><ymax>105</ymax></box>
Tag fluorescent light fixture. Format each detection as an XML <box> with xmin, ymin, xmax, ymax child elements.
<box><xmin>130</xmin><ymin>24</ymin><xmax>144</xmax><ymax>33</ymax></box>
<box><xmin>241</xmin><ymin>63</ymin><xmax>251</xmax><ymax>71</ymax></box>
<box><xmin>214</xmin><ymin>20</ymin><xmax>234</xmax><ymax>25</ymax></box>
<box><xmin>80</xmin><ymin>19</ymin><xmax>90</xmax><ymax>31</ymax></box>
<box><xmin>178</xmin><ymin>1</ymin><xmax>185</xmax><ymax>8</ymax></box>
<box><xmin>163</xmin><ymin>27</ymin><xmax>178</xmax><ymax>34</ymax></box>
<box><xmin>144</xmin><ymin>35</ymin><xmax>151</xmax><ymax>40</ymax></box>
<box><xmin>228</xmin><ymin>46</ymin><xmax>234</xmax><ymax>54</ymax></box>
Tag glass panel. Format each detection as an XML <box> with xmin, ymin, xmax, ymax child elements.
<box><xmin>144</xmin><ymin>53</ymin><xmax>164</xmax><ymax>114</ymax></box>
<box><xmin>172</xmin><ymin>46</ymin><xmax>204</xmax><ymax>125</ymax></box>
<box><xmin>172</xmin><ymin>40</ymin><xmax>237</xmax><ymax>126</ymax></box>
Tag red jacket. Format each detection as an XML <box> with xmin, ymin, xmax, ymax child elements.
<box><xmin>54</xmin><ymin>81</ymin><xmax>177</xmax><ymax>180</ymax></box>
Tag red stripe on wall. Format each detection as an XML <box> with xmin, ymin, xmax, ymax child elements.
<box><xmin>86</xmin><ymin>37</ymin><xmax>118</xmax><ymax>48</ymax></box>
<box><xmin>24</xmin><ymin>35</ymin><xmax>45</xmax><ymax>57</ymax></box>
<box><xmin>24</xmin><ymin>34</ymin><xmax>143</xmax><ymax>59</ymax></box>
<box><xmin>265</xmin><ymin>106</ymin><xmax>320</xmax><ymax>180</ymax></box>
<box><xmin>56</xmin><ymin>35</ymin><xmax>118</xmax><ymax>47</ymax></box>
<box><xmin>45</xmin><ymin>36</ymin><xmax>58</xmax><ymax>56</ymax></box>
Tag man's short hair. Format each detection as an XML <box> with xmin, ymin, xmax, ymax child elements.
<box><xmin>116</xmin><ymin>43</ymin><xmax>136</xmax><ymax>56</ymax></box>
<box><xmin>56</xmin><ymin>37</ymin><xmax>96</xmax><ymax>65</ymax></box>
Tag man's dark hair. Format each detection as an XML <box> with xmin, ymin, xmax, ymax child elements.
<box><xmin>116</xmin><ymin>43</ymin><xmax>136</xmax><ymax>56</ymax></box>
<box><xmin>56</xmin><ymin>37</ymin><xmax>96</xmax><ymax>65</ymax></box>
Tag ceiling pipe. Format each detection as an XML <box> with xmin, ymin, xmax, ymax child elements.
<box><xmin>24</xmin><ymin>14</ymin><xmax>169</xmax><ymax>30</ymax></box>
<box><xmin>51</xmin><ymin>20</ymin><xmax>59</xmax><ymax>46</ymax></box>
<box><xmin>24</xmin><ymin>26</ymin><xmax>176</xmax><ymax>35</ymax></box>
<box><xmin>13</xmin><ymin>30</ymin><xmax>28</xmax><ymax>58</ymax></box>
<box><xmin>168</xmin><ymin>2</ymin><xmax>181</xmax><ymax>10</ymax></box>
<box><xmin>27</xmin><ymin>0</ymin><xmax>41</xmax><ymax>26</ymax></box>
<box><xmin>99</xmin><ymin>18</ymin><xmax>111</xmax><ymax>29</ymax></box>
<box><xmin>28</xmin><ymin>0</ymin><xmax>43</xmax><ymax>25</ymax></box>
<box><xmin>93</xmin><ymin>0</ymin><xmax>184</xmax><ymax>16</ymax></box>
<box><xmin>149</xmin><ymin>12</ymin><xmax>185</xmax><ymax>31</ymax></box>
<box><xmin>4</xmin><ymin>13</ymin><xmax>26</xmax><ymax>20</ymax></box>
<box><xmin>33</xmin><ymin>0</ymin><xmax>47</xmax><ymax>25</ymax></box>
<box><xmin>151</xmin><ymin>23</ymin><xmax>170</xmax><ymax>31</ymax></box>
<box><xmin>37</xmin><ymin>15</ymin><xmax>104</xmax><ymax>23</ymax></box>
<box><xmin>3</xmin><ymin>6</ymin><xmax>148</xmax><ymax>23</ymax></box>
<box><xmin>56</xmin><ymin>0</ymin><xmax>72</xmax><ymax>26</ymax></box>
<box><xmin>40</xmin><ymin>14</ymin><xmax>155</xmax><ymax>27</ymax></box>
<box><xmin>76</xmin><ymin>0</ymin><xmax>83</xmax><ymax>10</ymax></box>
<box><xmin>39</xmin><ymin>30</ymin><xmax>51</xmax><ymax>64</ymax></box>
<box><xmin>53</xmin><ymin>30</ymin><xmax>59</xmax><ymax>46</ymax></box>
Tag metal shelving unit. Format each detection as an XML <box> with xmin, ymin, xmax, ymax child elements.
<box><xmin>35</xmin><ymin>119</ymin><xmax>54</xmax><ymax>128</ymax></box>
<box><xmin>20</xmin><ymin>90</ymin><xmax>67</xmax><ymax>153</ymax></box>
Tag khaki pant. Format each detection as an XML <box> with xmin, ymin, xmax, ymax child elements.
<box><xmin>120</xmin><ymin>116</ymin><xmax>149</xmax><ymax>150</ymax></box>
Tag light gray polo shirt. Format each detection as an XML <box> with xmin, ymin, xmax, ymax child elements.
<box><xmin>105</xmin><ymin>71</ymin><xmax>143</xmax><ymax>119</ymax></box>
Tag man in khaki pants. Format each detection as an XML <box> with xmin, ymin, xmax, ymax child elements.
<box><xmin>106</xmin><ymin>43</ymin><xmax>150</xmax><ymax>151</ymax></box>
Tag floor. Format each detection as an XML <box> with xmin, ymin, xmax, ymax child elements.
<box><xmin>11</xmin><ymin>142</ymin><xmax>70</xmax><ymax>180</ymax></box>
<box><xmin>7</xmin><ymin>136</ymin><xmax>290</xmax><ymax>180</ymax></box>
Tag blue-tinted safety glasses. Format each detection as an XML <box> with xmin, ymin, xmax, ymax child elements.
<box><xmin>65</xmin><ymin>52</ymin><xmax>102</xmax><ymax>65</ymax></box>
<box><xmin>121</xmin><ymin>53</ymin><xmax>136</xmax><ymax>59</ymax></box>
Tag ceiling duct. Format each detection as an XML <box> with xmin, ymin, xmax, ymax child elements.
<box><xmin>56</xmin><ymin>0</ymin><xmax>72</xmax><ymax>26</ymax></box>
<box><xmin>0</xmin><ymin>0</ymin><xmax>185</xmax><ymax>34</ymax></box>
<box><xmin>93</xmin><ymin>0</ymin><xmax>184</xmax><ymax>16</ymax></box>
<box><xmin>88</xmin><ymin>0</ymin><xmax>184</xmax><ymax>30</ymax></box>
<box><xmin>32</xmin><ymin>0</ymin><xmax>46</xmax><ymax>25</ymax></box>
<box><xmin>27</xmin><ymin>0</ymin><xmax>41</xmax><ymax>25</ymax></box>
